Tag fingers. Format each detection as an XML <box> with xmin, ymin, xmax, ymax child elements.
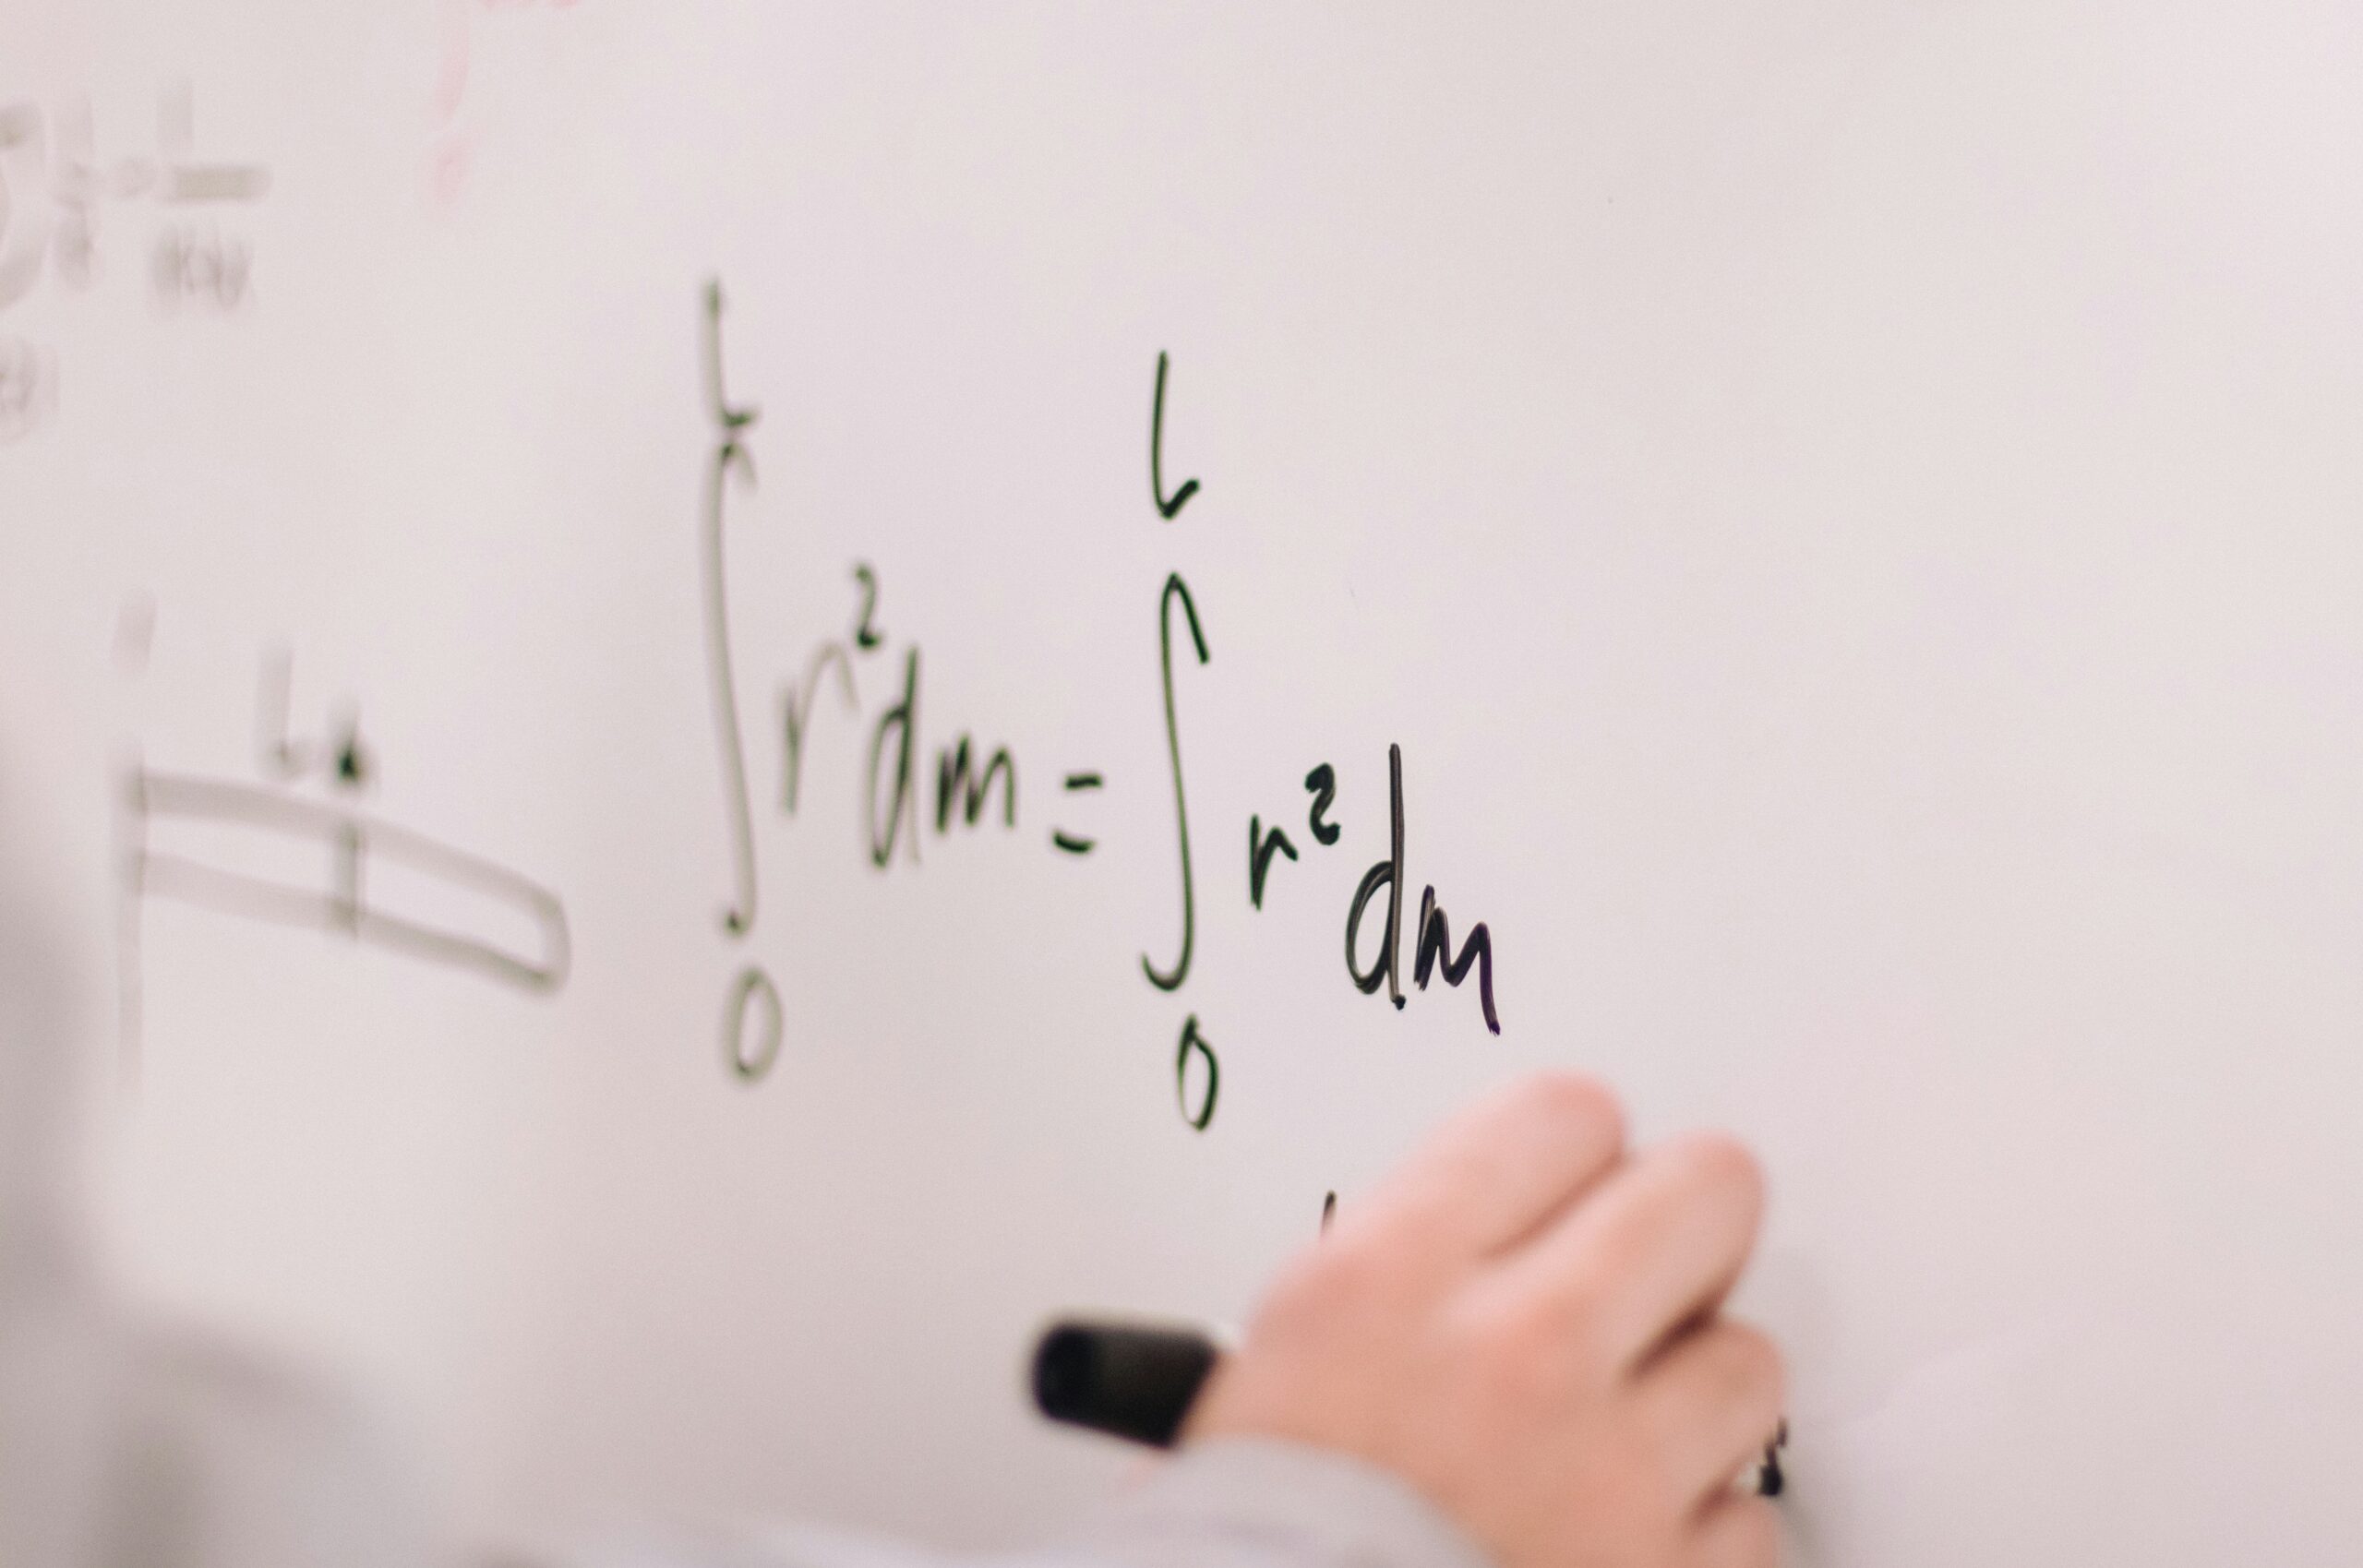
<box><xmin>1633</xmin><ymin>1319</ymin><xmax>1785</xmax><ymax>1507</ymax></box>
<box><xmin>1509</xmin><ymin>1130</ymin><xmax>1765</xmax><ymax>1369</ymax></box>
<box><xmin>1693</xmin><ymin>1494</ymin><xmax>1781</xmax><ymax>1568</ymax></box>
<box><xmin>1359</xmin><ymin>1072</ymin><xmax>1625</xmax><ymax>1261</ymax></box>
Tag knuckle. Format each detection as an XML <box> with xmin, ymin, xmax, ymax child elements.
<box><xmin>1362</xmin><ymin>1157</ymin><xmax>1481</xmax><ymax>1252</ymax></box>
<box><xmin>1638</xmin><ymin>1433</ymin><xmax>1702</xmax><ymax>1526</ymax></box>
<box><xmin>1291</xmin><ymin>1226</ymin><xmax>1398</xmax><ymax>1307</ymax></box>
<box><xmin>1716</xmin><ymin>1496</ymin><xmax>1781</xmax><ymax>1567</ymax></box>
<box><xmin>1522</xmin><ymin>1071</ymin><xmax>1626</xmax><ymax>1151</ymax></box>
<box><xmin>1589</xmin><ymin>1191</ymin><xmax>1662</xmax><ymax>1280</ymax></box>
<box><xmin>1481</xmin><ymin>1264</ymin><xmax>1618</xmax><ymax>1372</ymax></box>
<box><xmin>1592</xmin><ymin>1439</ymin><xmax>1680</xmax><ymax>1532</ymax></box>
<box><xmin>1676</xmin><ymin>1130</ymin><xmax>1766</xmax><ymax>1215</ymax></box>
<box><xmin>1457</xmin><ymin>1289</ymin><xmax>1587</xmax><ymax>1397</ymax></box>
<box><xmin>1560</xmin><ymin>1276</ymin><xmax>1626</xmax><ymax>1366</ymax></box>
<box><xmin>1718</xmin><ymin>1322</ymin><xmax>1787</xmax><ymax>1415</ymax></box>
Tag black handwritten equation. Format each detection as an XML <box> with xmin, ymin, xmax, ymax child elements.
<box><xmin>694</xmin><ymin>283</ymin><xmax>1499</xmax><ymax>1129</ymax></box>
<box><xmin>114</xmin><ymin>616</ymin><xmax>569</xmax><ymax>1074</ymax></box>
<box><xmin>0</xmin><ymin>81</ymin><xmax>270</xmax><ymax>442</ymax></box>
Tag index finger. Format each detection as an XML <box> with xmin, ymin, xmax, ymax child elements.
<box><xmin>1506</xmin><ymin>1130</ymin><xmax>1767</xmax><ymax>1371</ymax></box>
<box><xmin>1353</xmin><ymin>1072</ymin><xmax>1627</xmax><ymax>1263</ymax></box>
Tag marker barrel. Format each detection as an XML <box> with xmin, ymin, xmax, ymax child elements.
<box><xmin>1030</xmin><ymin>1320</ymin><xmax>1220</xmax><ymax>1448</ymax></box>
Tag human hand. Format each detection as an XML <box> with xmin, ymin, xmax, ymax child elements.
<box><xmin>1186</xmin><ymin>1074</ymin><xmax>1781</xmax><ymax>1568</ymax></box>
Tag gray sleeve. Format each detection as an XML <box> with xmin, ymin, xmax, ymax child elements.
<box><xmin>1071</xmin><ymin>1439</ymin><xmax>1494</xmax><ymax>1568</ymax></box>
<box><xmin>567</xmin><ymin>1439</ymin><xmax>1493</xmax><ymax>1568</ymax></box>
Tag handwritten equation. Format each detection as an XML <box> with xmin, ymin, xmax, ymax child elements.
<box><xmin>115</xmin><ymin>621</ymin><xmax>569</xmax><ymax>1073</ymax></box>
<box><xmin>693</xmin><ymin>283</ymin><xmax>1501</xmax><ymax>1129</ymax></box>
<box><xmin>0</xmin><ymin>81</ymin><xmax>271</xmax><ymax>442</ymax></box>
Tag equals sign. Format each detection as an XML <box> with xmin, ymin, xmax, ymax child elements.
<box><xmin>1052</xmin><ymin>772</ymin><xmax>1102</xmax><ymax>856</ymax></box>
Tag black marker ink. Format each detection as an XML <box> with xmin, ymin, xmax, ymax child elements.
<box><xmin>698</xmin><ymin>279</ymin><xmax>762</xmax><ymax>935</ymax></box>
<box><xmin>330</xmin><ymin>818</ymin><xmax>363</xmax><ymax>933</ymax></box>
<box><xmin>1053</xmin><ymin>772</ymin><xmax>1102</xmax><ymax>854</ymax></box>
<box><xmin>1321</xmin><ymin>1191</ymin><xmax>1337</xmax><ymax>1232</ymax></box>
<box><xmin>1174</xmin><ymin>1013</ymin><xmax>1217</xmax><ymax>1131</ymax></box>
<box><xmin>935</xmin><ymin>737</ymin><xmax>1016</xmax><ymax>832</ymax></box>
<box><xmin>1150</xmin><ymin>351</ymin><xmax>1199</xmax><ymax>521</ymax></box>
<box><xmin>153</xmin><ymin>224</ymin><xmax>252</xmax><ymax>312</ymax></box>
<box><xmin>781</xmin><ymin>642</ymin><xmax>858</xmax><ymax>813</ymax></box>
<box><xmin>1248</xmin><ymin>815</ymin><xmax>1298</xmax><ymax>909</ymax></box>
<box><xmin>257</xmin><ymin>647</ymin><xmax>370</xmax><ymax>791</ymax></box>
<box><xmin>1143</xmin><ymin>574</ymin><xmax>1209</xmax><ymax>991</ymax></box>
<box><xmin>1757</xmin><ymin>1420</ymin><xmax>1790</xmax><ymax>1499</ymax></box>
<box><xmin>332</xmin><ymin>724</ymin><xmax>369</xmax><ymax>790</ymax></box>
<box><xmin>867</xmin><ymin>647</ymin><xmax>921</xmax><ymax>868</ymax></box>
<box><xmin>726</xmin><ymin>964</ymin><xmax>784</xmax><ymax>1082</ymax></box>
<box><xmin>1344</xmin><ymin>744</ymin><xmax>1407</xmax><ymax>1009</ymax></box>
<box><xmin>1413</xmin><ymin>884</ymin><xmax>1500</xmax><ymax>1035</ymax></box>
<box><xmin>256</xmin><ymin>645</ymin><xmax>305</xmax><ymax>780</ymax></box>
<box><xmin>1303</xmin><ymin>763</ymin><xmax>1340</xmax><ymax>845</ymax></box>
<box><xmin>126</xmin><ymin>768</ymin><xmax>570</xmax><ymax>993</ymax></box>
<box><xmin>851</xmin><ymin>562</ymin><xmax>885</xmax><ymax>650</ymax></box>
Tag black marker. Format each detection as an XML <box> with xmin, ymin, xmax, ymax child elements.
<box><xmin>1030</xmin><ymin>1319</ymin><xmax>1223</xmax><ymax>1448</ymax></box>
<box><xmin>1033</xmin><ymin>1316</ymin><xmax>1793</xmax><ymax>1499</ymax></box>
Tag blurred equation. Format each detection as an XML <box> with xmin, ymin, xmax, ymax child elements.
<box><xmin>116</xmin><ymin>628</ymin><xmax>570</xmax><ymax>1070</ymax></box>
<box><xmin>0</xmin><ymin>81</ymin><xmax>272</xmax><ymax>442</ymax></box>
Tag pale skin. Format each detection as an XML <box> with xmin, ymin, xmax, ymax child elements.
<box><xmin>1187</xmin><ymin>1073</ymin><xmax>1784</xmax><ymax>1568</ymax></box>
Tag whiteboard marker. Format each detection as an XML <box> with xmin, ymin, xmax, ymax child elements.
<box><xmin>1029</xmin><ymin>1319</ymin><xmax>1226</xmax><ymax>1448</ymax></box>
<box><xmin>1034</xmin><ymin>1317</ymin><xmax>1792</xmax><ymax>1498</ymax></box>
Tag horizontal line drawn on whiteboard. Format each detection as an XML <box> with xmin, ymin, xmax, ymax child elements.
<box><xmin>1052</xmin><ymin>772</ymin><xmax>1102</xmax><ymax>855</ymax></box>
<box><xmin>126</xmin><ymin>768</ymin><xmax>570</xmax><ymax>994</ymax></box>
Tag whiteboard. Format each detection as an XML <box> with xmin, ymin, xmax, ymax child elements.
<box><xmin>5</xmin><ymin>3</ymin><xmax>2361</xmax><ymax>1562</ymax></box>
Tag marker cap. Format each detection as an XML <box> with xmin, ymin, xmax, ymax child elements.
<box><xmin>1030</xmin><ymin>1319</ymin><xmax>1221</xmax><ymax>1449</ymax></box>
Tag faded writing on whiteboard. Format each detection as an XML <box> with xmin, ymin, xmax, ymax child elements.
<box><xmin>115</xmin><ymin>635</ymin><xmax>569</xmax><ymax>1076</ymax></box>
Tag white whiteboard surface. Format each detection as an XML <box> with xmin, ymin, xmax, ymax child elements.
<box><xmin>5</xmin><ymin>3</ymin><xmax>2361</xmax><ymax>1562</ymax></box>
